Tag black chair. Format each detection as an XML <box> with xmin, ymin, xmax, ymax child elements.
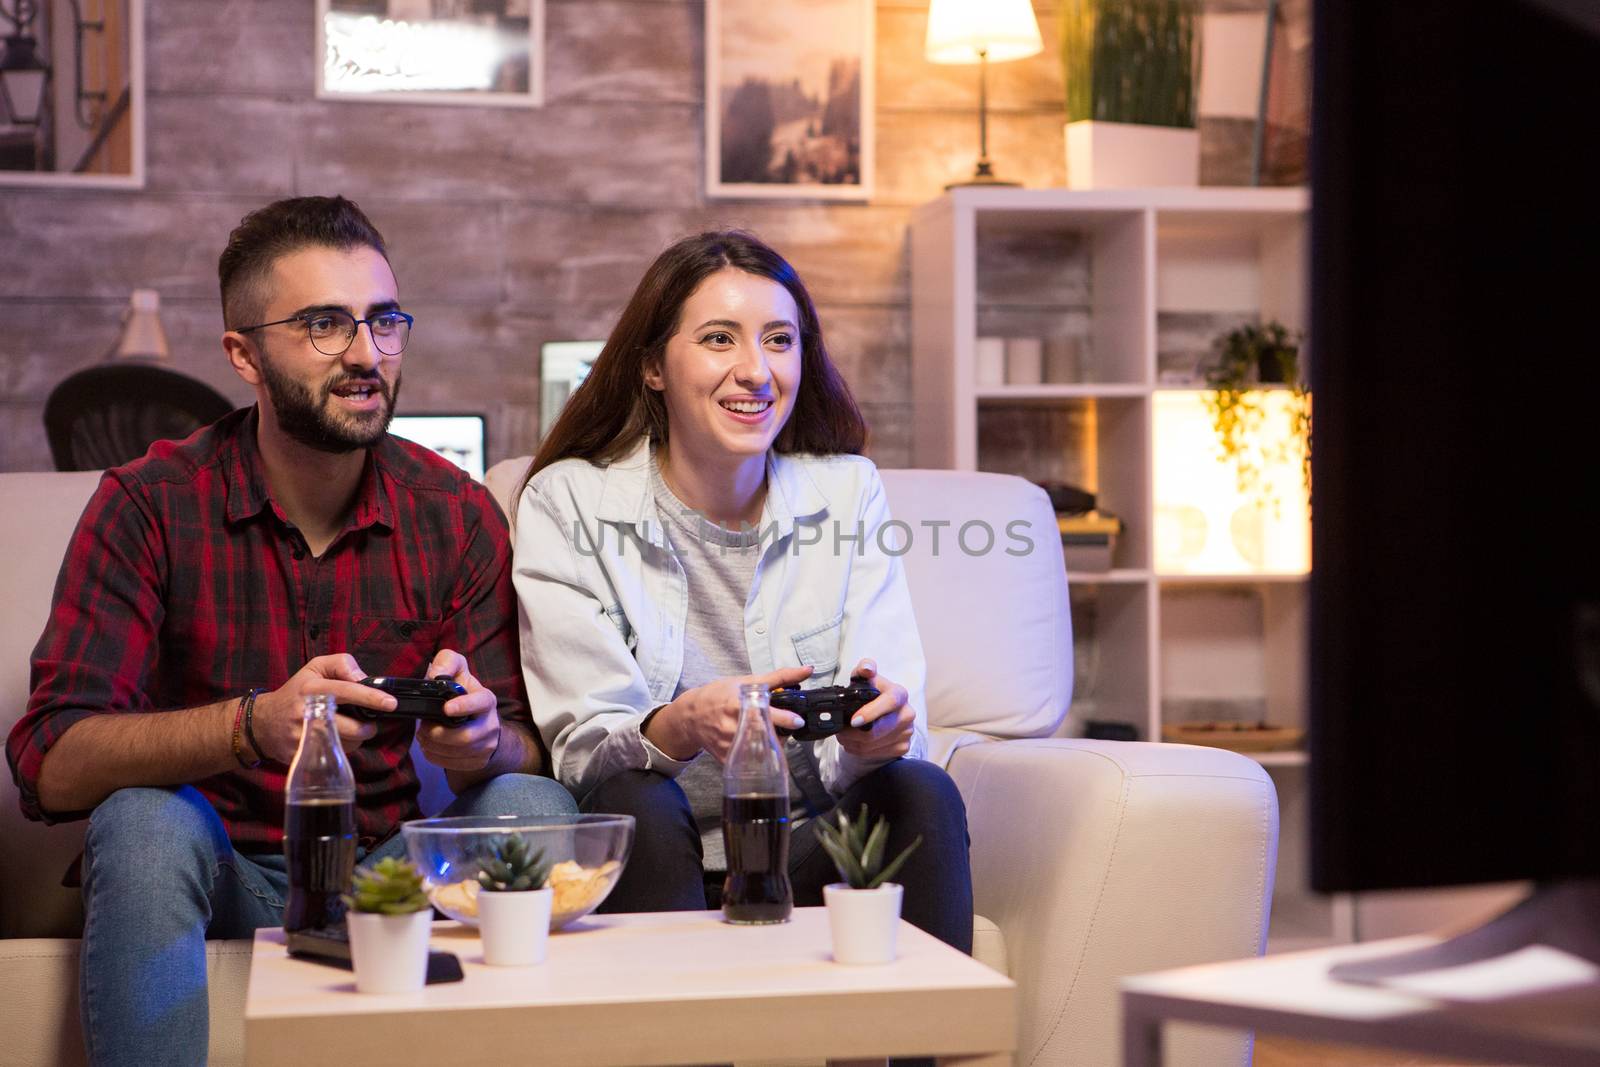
<box><xmin>42</xmin><ymin>363</ymin><xmax>235</xmax><ymax>471</ymax></box>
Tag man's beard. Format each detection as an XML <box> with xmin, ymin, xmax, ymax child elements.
<box><xmin>257</xmin><ymin>349</ymin><xmax>400</xmax><ymax>454</ymax></box>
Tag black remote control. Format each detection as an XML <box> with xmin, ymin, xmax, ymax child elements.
<box><xmin>286</xmin><ymin>925</ymin><xmax>465</xmax><ymax>983</ymax></box>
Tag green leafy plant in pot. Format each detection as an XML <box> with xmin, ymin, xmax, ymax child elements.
<box><xmin>342</xmin><ymin>857</ymin><xmax>433</xmax><ymax>993</ymax></box>
<box><xmin>1061</xmin><ymin>0</ymin><xmax>1200</xmax><ymax>188</ymax></box>
<box><xmin>1202</xmin><ymin>320</ymin><xmax>1312</xmax><ymax>510</ymax></box>
<box><xmin>476</xmin><ymin>836</ymin><xmax>555</xmax><ymax>966</ymax></box>
<box><xmin>817</xmin><ymin>805</ymin><xmax>922</xmax><ymax>965</ymax></box>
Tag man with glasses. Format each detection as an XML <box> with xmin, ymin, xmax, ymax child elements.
<box><xmin>7</xmin><ymin>196</ymin><xmax>575</xmax><ymax>1067</ymax></box>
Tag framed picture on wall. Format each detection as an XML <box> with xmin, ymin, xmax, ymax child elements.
<box><xmin>315</xmin><ymin>0</ymin><xmax>544</xmax><ymax>107</ymax></box>
<box><xmin>705</xmin><ymin>0</ymin><xmax>874</xmax><ymax>200</ymax></box>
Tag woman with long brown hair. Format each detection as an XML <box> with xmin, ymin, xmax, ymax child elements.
<box><xmin>511</xmin><ymin>231</ymin><xmax>972</xmax><ymax>951</ymax></box>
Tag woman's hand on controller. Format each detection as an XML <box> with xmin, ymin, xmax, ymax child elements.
<box><xmin>647</xmin><ymin>666</ymin><xmax>813</xmax><ymax>763</ymax></box>
<box><xmin>254</xmin><ymin>654</ymin><xmax>384</xmax><ymax>764</ymax></box>
<box><xmin>835</xmin><ymin>659</ymin><xmax>913</xmax><ymax>761</ymax></box>
<box><xmin>414</xmin><ymin>649</ymin><xmax>502</xmax><ymax>771</ymax></box>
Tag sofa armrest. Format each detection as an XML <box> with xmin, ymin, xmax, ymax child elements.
<box><xmin>946</xmin><ymin>738</ymin><xmax>1278</xmax><ymax>1067</ymax></box>
<box><xmin>0</xmin><ymin>937</ymin><xmax>253</xmax><ymax>1067</ymax></box>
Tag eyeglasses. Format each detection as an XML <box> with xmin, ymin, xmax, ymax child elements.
<box><xmin>235</xmin><ymin>309</ymin><xmax>414</xmax><ymax>357</ymax></box>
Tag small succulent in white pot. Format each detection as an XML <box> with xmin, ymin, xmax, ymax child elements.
<box><xmin>476</xmin><ymin>836</ymin><xmax>555</xmax><ymax>966</ymax></box>
<box><xmin>342</xmin><ymin>857</ymin><xmax>433</xmax><ymax>993</ymax></box>
<box><xmin>816</xmin><ymin>805</ymin><xmax>922</xmax><ymax>965</ymax></box>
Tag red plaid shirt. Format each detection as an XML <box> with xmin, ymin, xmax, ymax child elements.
<box><xmin>7</xmin><ymin>406</ymin><xmax>530</xmax><ymax>852</ymax></box>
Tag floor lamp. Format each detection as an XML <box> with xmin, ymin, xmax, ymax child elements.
<box><xmin>925</xmin><ymin>0</ymin><xmax>1044</xmax><ymax>187</ymax></box>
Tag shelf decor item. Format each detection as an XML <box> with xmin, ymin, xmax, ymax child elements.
<box><xmin>975</xmin><ymin>336</ymin><xmax>1007</xmax><ymax>387</ymax></box>
<box><xmin>1160</xmin><ymin>721</ymin><xmax>1304</xmax><ymax>753</ymax></box>
<box><xmin>1061</xmin><ymin>0</ymin><xmax>1200</xmax><ymax>188</ymax></box>
<box><xmin>342</xmin><ymin>857</ymin><xmax>434</xmax><ymax>994</ymax></box>
<box><xmin>818</xmin><ymin>805</ymin><xmax>922</xmax><ymax>965</ymax></box>
<box><xmin>1004</xmin><ymin>337</ymin><xmax>1044</xmax><ymax>384</ymax></box>
<box><xmin>1202</xmin><ymin>320</ymin><xmax>1310</xmax><ymax>502</ymax></box>
<box><xmin>706</xmin><ymin>0</ymin><xmax>874</xmax><ymax>199</ymax></box>
<box><xmin>476</xmin><ymin>836</ymin><xmax>555</xmax><ymax>966</ymax></box>
<box><xmin>924</xmin><ymin>0</ymin><xmax>1045</xmax><ymax>188</ymax></box>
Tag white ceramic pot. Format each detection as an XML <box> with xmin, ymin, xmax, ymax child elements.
<box><xmin>1065</xmin><ymin>120</ymin><xmax>1200</xmax><ymax>189</ymax></box>
<box><xmin>478</xmin><ymin>886</ymin><xmax>553</xmax><ymax>966</ymax></box>
<box><xmin>346</xmin><ymin>910</ymin><xmax>433</xmax><ymax>994</ymax></box>
<box><xmin>823</xmin><ymin>882</ymin><xmax>904</xmax><ymax>965</ymax></box>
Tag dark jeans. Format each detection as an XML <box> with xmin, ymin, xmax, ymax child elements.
<box><xmin>581</xmin><ymin>758</ymin><xmax>974</xmax><ymax>954</ymax></box>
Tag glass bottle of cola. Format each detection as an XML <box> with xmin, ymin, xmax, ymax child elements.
<box><xmin>721</xmin><ymin>682</ymin><xmax>793</xmax><ymax>924</ymax></box>
<box><xmin>283</xmin><ymin>693</ymin><xmax>356</xmax><ymax>933</ymax></box>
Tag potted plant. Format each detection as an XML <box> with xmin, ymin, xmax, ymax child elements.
<box><xmin>816</xmin><ymin>805</ymin><xmax>922</xmax><ymax>965</ymax></box>
<box><xmin>342</xmin><ymin>857</ymin><xmax>433</xmax><ymax>994</ymax></box>
<box><xmin>476</xmin><ymin>836</ymin><xmax>555</xmax><ymax>966</ymax></box>
<box><xmin>1061</xmin><ymin>0</ymin><xmax>1200</xmax><ymax>188</ymax></box>
<box><xmin>1203</xmin><ymin>320</ymin><xmax>1311</xmax><ymax>507</ymax></box>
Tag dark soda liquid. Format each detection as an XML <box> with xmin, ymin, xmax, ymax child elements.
<box><xmin>721</xmin><ymin>793</ymin><xmax>792</xmax><ymax>924</ymax></box>
<box><xmin>283</xmin><ymin>797</ymin><xmax>356</xmax><ymax>933</ymax></box>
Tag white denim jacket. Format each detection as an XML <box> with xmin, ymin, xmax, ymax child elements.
<box><xmin>512</xmin><ymin>437</ymin><xmax>928</xmax><ymax>801</ymax></box>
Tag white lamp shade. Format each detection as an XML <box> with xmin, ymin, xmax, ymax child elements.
<box><xmin>925</xmin><ymin>0</ymin><xmax>1044</xmax><ymax>65</ymax></box>
<box><xmin>113</xmin><ymin>289</ymin><xmax>171</xmax><ymax>361</ymax></box>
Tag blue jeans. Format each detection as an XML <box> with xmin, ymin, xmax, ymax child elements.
<box><xmin>78</xmin><ymin>774</ymin><xmax>577</xmax><ymax>1067</ymax></box>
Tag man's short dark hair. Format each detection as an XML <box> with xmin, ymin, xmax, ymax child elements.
<box><xmin>218</xmin><ymin>195</ymin><xmax>389</xmax><ymax>330</ymax></box>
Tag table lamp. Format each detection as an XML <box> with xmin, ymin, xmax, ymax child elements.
<box><xmin>925</xmin><ymin>0</ymin><xmax>1043</xmax><ymax>187</ymax></box>
<box><xmin>111</xmin><ymin>289</ymin><xmax>171</xmax><ymax>361</ymax></box>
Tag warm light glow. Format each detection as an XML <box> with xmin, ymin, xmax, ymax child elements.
<box><xmin>925</xmin><ymin>0</ymin><xmax>1044</xmax><ymax>64</ymax></box>
<box><xmin>1154</xmin><ymin>390</ymin><xmax>1310</xmax><ymax>575</ymax></box>
<box><xmin>323</xmin><ymin>13</ymin><xmax>523</xmax><ymax>94</ymax></box>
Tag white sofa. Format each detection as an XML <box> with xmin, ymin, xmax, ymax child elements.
<box><xmin>0</xmin><ymin>463</ymin><xmax>1277</xmax><ymax>1066</ymax></box>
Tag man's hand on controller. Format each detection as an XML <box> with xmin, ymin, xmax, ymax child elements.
<box><xmin>253</xmin><ymin>654</ymin><xmax>387</xmax><ymax>764</ymax></box>
<box><xmin>413</xmin><ymin>649</ymin><xmax>502</xmax><ymax>771</ymax></box>
<box><xmin>834</xmin><ymin>659</ymin><xmax>913</xmax><ymax>761</ymax></box>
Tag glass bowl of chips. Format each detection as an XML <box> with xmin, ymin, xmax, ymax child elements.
<box><xmin>401</xmin><ymin>814</ymin><xmax>634</xmax><ymax>930</ymax></box>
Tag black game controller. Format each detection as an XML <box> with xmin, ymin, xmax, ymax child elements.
<box><xmin>771</xmin><ymin>679</ymin><xmax>881</xmax><ymax>742</ymax></box>
<box><xmin>354</xmin><ymin>676</ymin><xmax>472</xmax><ymax>727</ymax></box>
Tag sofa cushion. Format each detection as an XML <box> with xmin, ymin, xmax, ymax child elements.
<box><xmin>0</xmin><ymin>471</ymin><xmax>103</xmax><ymax>939</ymax></box>
<box><xmin>0</xmin><ymin>937</ymin><xmax>252</xmax><ymax>1067</ymax></box>
<box><xmin>878</xmin><ymin>470</ymin><xmax>1072</xmax><ymax>740</ymax></box>
<box><xmin>483</xmin><ymin>459</ymin><xmax>1074</xmax><ymax>742</ymax></box>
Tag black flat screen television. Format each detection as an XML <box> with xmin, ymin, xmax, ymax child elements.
<box><xmin>1308</xmin><ymin>0</ymin><xmax>1600</xmax><ymax>907</ymax></box>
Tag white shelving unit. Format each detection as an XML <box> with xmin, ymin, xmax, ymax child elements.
<box><xmin>909</xmin><ymin>185</ymin><xmax>1308</xmax><ymax>731</ymax></box>
<box><xmin>910</xmin><ymin>185</ymin><xmax>1527</xmax><ymax>956</ymax></box>
<box><xmin>909</xmin><ymin>185</ymin><xmax>1335</xmax><ymax>947</ymax></box>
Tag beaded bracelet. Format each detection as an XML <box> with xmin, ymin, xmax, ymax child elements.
<box><xmin>231</xmin><ymin>690</ymin><xmax>262</xmax><ymax>770</ymax></box>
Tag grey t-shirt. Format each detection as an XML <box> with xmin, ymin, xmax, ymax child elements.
<box><xmin>649</xmin><ymin>457</ymin><xmax>822</xmax><ymax>872</ymax></box>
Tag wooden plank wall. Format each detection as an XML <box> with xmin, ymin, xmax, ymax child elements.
<box><xmin>0</xmin><ymin>0</ymin><xmax>1301</xmax><ymax>473</ymax></box>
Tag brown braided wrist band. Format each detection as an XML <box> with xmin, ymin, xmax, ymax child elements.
<box><xmin>231</xmin><ymin>689</ymin><xmax>262</xmax><ymax>769</ymax></box>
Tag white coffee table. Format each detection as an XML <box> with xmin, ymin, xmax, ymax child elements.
<box><xmin>1122</xmin><ymin>936</ymin><xmax>1600</xmax><ymax>1067</ymax></box>
<box><xmin>244</xmin><ymin>908</ymin><xmax>1015</xmax><ymax>1066</ymax></box>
